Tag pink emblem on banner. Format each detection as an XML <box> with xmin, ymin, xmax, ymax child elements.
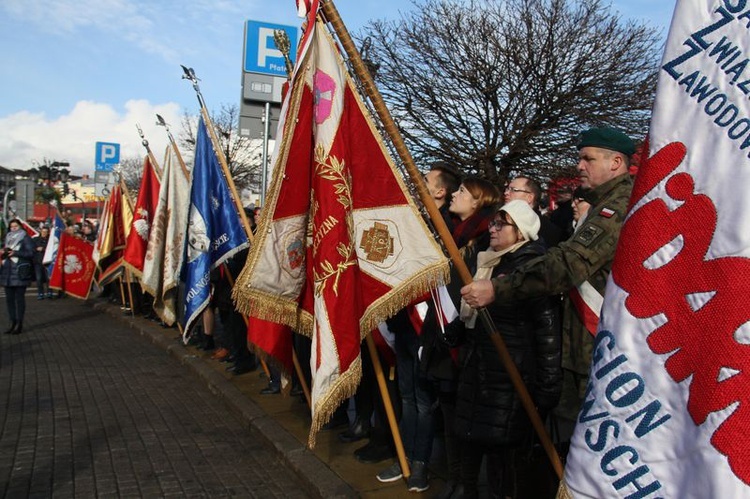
<box><xmin>313</xmin><ymin>69</ymin><xmax>335</xmax><ymax>124</ymax></box>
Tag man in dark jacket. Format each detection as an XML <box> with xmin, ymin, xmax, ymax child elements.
<box><xmin>504</xmin><ymin>175</ymin><xmax>563</xmax><ymax>248</ymax></box>
<box><xmin>32</xmin><ymin>226</ymin><xmax>50</xmax><ymax>299</ymax></box>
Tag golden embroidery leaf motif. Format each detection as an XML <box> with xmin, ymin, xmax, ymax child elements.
<box><xmin>313</xmin><ymin>145</ymin><xmax>356</xmax><ymax>297</ymax></box>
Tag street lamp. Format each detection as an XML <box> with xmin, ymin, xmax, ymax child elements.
<box><xmin>34</xmin><ymin>160</ymin><xmax>71</xmax><ymax>223</ymax></box>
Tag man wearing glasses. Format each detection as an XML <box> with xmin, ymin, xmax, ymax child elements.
<box><xmin>504</xmin><ymin>176</ymin><xmax>563</xmax><ymax>247</ymax></box>
<box><xmin>460</xmin><ymin>127</ymin><xmax>635</xmax><ymax>439</ymax></box>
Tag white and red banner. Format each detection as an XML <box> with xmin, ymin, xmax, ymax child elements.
<box><xmin>562</xmin><ymin>2</ymin><xmax>750</xmax><ymax>497</ymax></box>
<box><xmin>233</xmin><ymin>3</ymin><xmax>448</xmax><ymax>446</ymax></box>
<box><xmin>123</xmin><ymin>155</ymin><xmax>161</xmax><ymax>275</ymax></box>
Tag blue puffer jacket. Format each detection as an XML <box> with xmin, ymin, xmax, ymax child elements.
<box><xmin>0</xmin><ymin>233</ymin><xmax>35</xmax><ymax>287</ymax></box>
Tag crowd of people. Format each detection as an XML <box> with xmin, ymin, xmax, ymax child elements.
<box><xmin>340</xmin><ymin>125</ymin><xmax>633</xmax><ymax>497</ymax></box>
<box><xmin>1</xmin><ymin>126</ymin><xmax>635</xmax><ymax>498</ymax></box>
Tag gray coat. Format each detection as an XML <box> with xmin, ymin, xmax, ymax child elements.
<box><xmin>1</xmin><ymin>233</ymin><xmax>35</xmax><ymax>287</ymax></box>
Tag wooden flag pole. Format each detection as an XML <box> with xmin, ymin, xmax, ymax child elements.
<box><xmin>319</xmin><ymin>0</ymin><xmax>563</xmax><ymax>479</ymax></box>
<box><xmin>125</xmin><ymin>268</ymin><xmax>136</xmax><ymax>318</ymax></box>
<box><xmin>118</xmin><ymin>275</ymin><xmax>128</xmax><ymax>310</ymax></box>
<box><xmin>291</xmin><ymin>347</ymin><xmax>312</xmax><ymax>409</ymax></box>
<box><xmin>365</xmin><ymin>334</ymin><xmax>410</xmax><ymax>478</ymax></box>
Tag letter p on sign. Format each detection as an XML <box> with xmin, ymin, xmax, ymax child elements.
<box><xmin>95</xmin><ymin>141</ymin><xmax>120</xmax><ymax>172</ymax></box>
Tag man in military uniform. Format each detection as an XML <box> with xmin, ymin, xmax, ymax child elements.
<box><xmin>460</xmin><ymin>127</ymin><xmax>635</xmax><ymax>436</ymax></box>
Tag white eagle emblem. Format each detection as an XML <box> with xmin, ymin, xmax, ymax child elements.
<box><xmin>64</xmin><ymin>254</ymin><xmax>82</xmax><ymax>274</ymax></box>
<box><xmin>134</xmin><ymin>208</ymin><xmax>150</xmax><ymax>241</ymax></box>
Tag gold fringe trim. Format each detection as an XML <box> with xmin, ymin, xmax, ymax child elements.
<box><xmin>232</xmin><ymin>289</ymin><xmax>314</xmax><ymax>337</ymax></box>
<box><xmin>556</xmin><ymin>477</ymin><xmax>573</xmax><ymax>499</ymax></box>
<box><xmin>307</xmin><ymin>355</ymin><xmax>362</xmax><ymax>449</ymax></box>
<box><xmin>359</xmin><ymin>260</ymin><xmax>449</xmax><ymax>336</ymax></box>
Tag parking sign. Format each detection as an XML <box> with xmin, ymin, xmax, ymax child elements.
<box><xmin>243</xmin><ymin>20</ymin><xmax>298</xmax><ymax>77</ymax></box>
<box><xmin>95</xmin><ymin>142</ymin><xmax>120</xmax><ymax>171</ymax></box>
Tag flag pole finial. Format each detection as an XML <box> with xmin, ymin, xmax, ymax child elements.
<box><xmin>136</xmin><ymin>123</ymin><xmax>148</xmax><ymax>148</ymax></box>
<box><xmin>136</xmin><ymin>124</ymin><xmax>163</xmax><ymax>179</ymax></box>
<box><xmin>273</xmin><ymin>30</ymin><xmax>294</xmax><ymax>77</ymax></box>
<box><xmin>181</xmin><ymin>65</ymin><xmax>206</xmax><ymax>109</ymax></box>
<box><xmin>156</xmin><ymin>113</ymin><xmax>190</xmax><ymax>180</ymax></box>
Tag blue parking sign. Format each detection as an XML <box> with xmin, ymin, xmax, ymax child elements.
<box><xmin>244</xmin><ymin>20</ymin><xmax>298</xmax><ymax>77</ymax></box>
<box><xmin>95</xmin><ymin>142</ymin><xmax>120</xmax><ymax>171</ymax></box>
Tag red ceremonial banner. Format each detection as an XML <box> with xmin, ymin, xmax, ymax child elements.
<box><xmin>49</xmin><ymin>232</ymin><xmax>96</xmax><ymax>300</ymax></box>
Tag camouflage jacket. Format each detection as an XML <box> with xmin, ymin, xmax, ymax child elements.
<box><xmin>492</xmin><ymin>173</ymin><xmax>633</xmax><ymax>374</ymax></box>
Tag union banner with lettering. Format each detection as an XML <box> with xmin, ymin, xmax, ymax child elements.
<box><xmin>561</xmin><ymin>2</ymin><xmax>750</xmax><ymax>497</ymax></box>
<box><xmin>233</xmin><ymin>1</ymin><xmax>448</xmax><ymax>446</ymax></box>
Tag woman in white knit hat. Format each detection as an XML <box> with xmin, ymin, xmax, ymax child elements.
<box><xmin>444</xmin><ymin>199</ymin><xmax>562</xmax><ymax>498</ymax></box>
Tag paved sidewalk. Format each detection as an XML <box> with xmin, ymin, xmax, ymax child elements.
<box><xmin>0</xmin><ymin>294</ymin><xmax>344</xmax><ymax>498</ymax></box>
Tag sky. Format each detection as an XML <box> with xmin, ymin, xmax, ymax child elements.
<box><xmin>0</xmin><ymin>0</ymin><xmax>676</xmax><ymax>176</ymax></box>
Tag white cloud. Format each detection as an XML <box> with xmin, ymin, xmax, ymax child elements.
<box><xmin>0</xmin><ymin>100</ymin><xmax>182</xmax><ymax>175</ymax></box>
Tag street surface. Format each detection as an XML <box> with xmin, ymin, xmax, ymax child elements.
<box><xmin>0</xmin><ymin>292</ymin><xmax>309</xmax><ymax>498</ymax></box>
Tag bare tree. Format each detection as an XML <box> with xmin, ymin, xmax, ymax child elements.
<box><xmin>117</xmin><ymin>157</ymin><xmax>145</xmax><ymax>196</ymax></box>
<box><xmin>360</xmin><ymin>0</ymin><xmax>661</xmax><ymax>184</ymax></box>
<box><xmin>179</xmin><ymin>104</ymin><xmax>263</xmax><ymax>191</ymax></box>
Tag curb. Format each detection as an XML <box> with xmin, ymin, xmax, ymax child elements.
<box><xmin>92</xmin><ymin>301</ymin><xmax>357</xmax><ymax>498</ymax></box>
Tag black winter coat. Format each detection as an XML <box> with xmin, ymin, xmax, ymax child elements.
<box><xmin>453</xmin><ymin>240</ymin><xmax>562</xmax><ymax>445</ymax></box>
<box><xmin>419</xmin><ymin>206</ymin><xmax>492</xmax><ymax>386</ymax></box>
<box><xmin>0</xmin><ymin>233</ymin><xmax>35</xmax><ymax>287</ymax></box>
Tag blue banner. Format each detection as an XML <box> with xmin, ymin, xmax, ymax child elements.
<box><xmin>183</xmin><ymin>119</ymin><xmax>249</xmax><ymax>334</ymax></box>
<box><xmin>44</xmin><ymin>213</ymin><xmax>66</xmax><ymax>279</ymax></box>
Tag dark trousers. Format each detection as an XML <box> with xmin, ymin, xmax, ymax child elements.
<box><xmin>5</xmin><ymin>286</ymin><xmax>27</xmax><ymax>324</ymax></box>
<box><xmin>460</xmin><ymin>440</ymin><xmax>505</xmax><ymax>499</ymax></box>
<box><xmin>438</xmin><ymin>389</ymin><xmax>461</xmax><ymax>482</ymax></box>
<box><xmin>395</xmin><ymin>325</ymin><xmax>435</xmax><ymax>462</ymax></box>
<box><xmin>34</xmin><ymin>263</ymin><xmax>48</xmax><ymax>295</ymax></box>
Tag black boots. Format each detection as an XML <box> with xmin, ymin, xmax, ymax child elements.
<box><xmin>3</xmin><ymin>322</ymin><xmax>22</xmax><ymax>335</ymax></box>
<box><xmin>338</xmin><ymin>416</ymin><xmax>371</xmax><ymax>443</ymax></box>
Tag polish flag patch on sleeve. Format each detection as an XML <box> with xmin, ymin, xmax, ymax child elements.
<box><xmin>599</xmin><ymin>207</ymin><xmax>615</xmax><ymax>218</ymax></box>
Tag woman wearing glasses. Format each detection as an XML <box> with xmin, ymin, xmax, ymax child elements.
<box><xmin>444</xmin><ymin>200</ymin><xmax>561</xmax><ymax>498</ymax></box>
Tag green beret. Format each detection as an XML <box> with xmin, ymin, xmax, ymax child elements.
<box><xmin>576</xmin><ymin>127</ymin><xmax>635</xmax><ymax>156</ymax></box>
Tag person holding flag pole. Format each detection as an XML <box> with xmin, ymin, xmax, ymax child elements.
<box><xmin>314</xmin><ymin>0</ymin><xmax>565</xmax><ymax>482</ymax></box>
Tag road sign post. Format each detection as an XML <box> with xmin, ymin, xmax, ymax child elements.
<box><xmin>240</xmin><ymin>20</ymin><xmax>299</xmax><ymax>207</ymax></box>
